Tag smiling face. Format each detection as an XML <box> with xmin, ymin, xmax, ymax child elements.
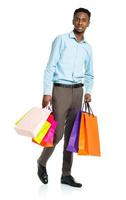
<box><xmin>73</xmin><ymin>12</ymin><xmax>90</xmax><ymax>33</ymax></box>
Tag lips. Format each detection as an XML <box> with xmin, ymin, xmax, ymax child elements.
<box><xmin>77</xmin><ymin>27</ymin><xmax>83</xmax><ymax>30</ymax></box>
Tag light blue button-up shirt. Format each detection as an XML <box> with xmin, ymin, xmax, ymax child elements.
<box><xmin>43</xmin><ymin>31</ymin><xmax>94</xmax><ymax>95</ymax></box>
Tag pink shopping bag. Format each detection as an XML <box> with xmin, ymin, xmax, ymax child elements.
<box><xmin>32</xmin><ymin>114</ymin><xmax>58</xmax><ymax>147</ymax></box>
<box><xmin>15</xmin><ymin>103</ymin><xmax>52</xmax><ymax>137</ymax></box>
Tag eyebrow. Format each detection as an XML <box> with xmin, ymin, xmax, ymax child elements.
<box><xmin>74</xmin><ymin>16</ymin><xmax>87</xmax><ymax>20</ymax></box>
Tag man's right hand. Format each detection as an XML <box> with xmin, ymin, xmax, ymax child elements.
<box><xmin>42</xmin><ymin>95</ymin><xmax>52</xmax><ymax>108</ymax></box>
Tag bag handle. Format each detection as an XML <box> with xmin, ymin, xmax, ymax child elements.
<box><xmin>82</xmin><ymin>102</ymin><xmax>94</xmax><ymax>117</ymax></box>
<box><xmin>82</xmin><ymin>101</ymin><xmax>89</xmax><ymax>112</ymax></box>
<box><xmin>46</xmin><ymin>102</ymin><xmax>52</xmax><ymax>111</ymax></box>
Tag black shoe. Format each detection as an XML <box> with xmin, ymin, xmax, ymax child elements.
<box><xmin>37</xmin><ymin>163</ymin><xmax>48</xmax><ymax>184</ymax></box>
<box><xmin>61</xmin><ymin>175</ymin><xmax>82</xmax><ymax>188</ymax></box>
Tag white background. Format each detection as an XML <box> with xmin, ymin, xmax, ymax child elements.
<box><xmin>0</xmin><ymin>0</ymin><xmax>126</xmax><ymax>199</ymax></box>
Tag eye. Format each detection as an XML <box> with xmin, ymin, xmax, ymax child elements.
<box><xmin>74</xmin><ymin>18</ymin><xmax>79</xmax><ymax>22</ymax></box>
<box><xmin>82</xmin><ymin>18</ymin><xmax>87</xmax><ymax>22</ymax></box>
<box><xmin>74</xmin><ymin>17</ymin><xmax>87</xmax><ymax>23</ymax></box>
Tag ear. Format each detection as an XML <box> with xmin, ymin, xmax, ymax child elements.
<box><xmin>87</xmin><ymin>20</ymin><xmax>90</xmax><ymax>27</ymax></box>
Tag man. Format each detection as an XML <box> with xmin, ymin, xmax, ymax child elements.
<box><xmin>37</xmin><ymin>8</ymin><xmax>94</xmax><ymax>188</ymax></box>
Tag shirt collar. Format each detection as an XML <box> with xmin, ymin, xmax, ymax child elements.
<box><xmin>69</xmin><ymin>31</ymin><xmax>85</xmax><ymax>43</ymax></box>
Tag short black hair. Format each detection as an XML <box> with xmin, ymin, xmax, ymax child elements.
<box><xmin>73</xmin><ymin>8</ymin><xmax>91</xmax><ymax>19</ymax></box>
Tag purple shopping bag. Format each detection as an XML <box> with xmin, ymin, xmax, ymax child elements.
<box><xmin>66</xmin><ymin>111</ymin><xmax>81</xmax><ymax>152</ymax></box>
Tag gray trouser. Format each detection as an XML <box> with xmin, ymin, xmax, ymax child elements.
<box><xmin>37</xmin><ymin>84</ymin><xmax>83</xmax><ymax>176</ymax></box>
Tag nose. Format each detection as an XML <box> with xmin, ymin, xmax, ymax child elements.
<box><xmin>78</xmin><ymin>20</ymin><xmax>82</xmax><ymax>25</ymax></box>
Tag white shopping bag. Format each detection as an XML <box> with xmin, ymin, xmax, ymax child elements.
<box><xmin>15</xmin><ymin>103</ymin><xmax>52</xmax><ymax>137</ymax></box>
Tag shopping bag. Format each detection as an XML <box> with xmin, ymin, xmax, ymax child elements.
<box><xmin>32</xmin><ymin>114</ymin><xmax>58</xmax><ymax>147</ymax></box>
<box><xmin>66</xmin><ymin>111</ymin><xmax>81</xmax><ymax>152</ymax></box>
<box><xmin>78</xmin><ymin>102</ymin><xmax>101</xmax><ymax>156</ymax></box>
<box><xmin>40</xmin><ymin>120</ymin><xmax>58</xmax><ymax>147</ymax></box>
<box><xmin>32</xmin><ymin>113</ymin><xmax>53</xmax><ymax>144</ymax></box>
<box><xmin>15</xmin><ymin>103</ymin><xmax>52</xmax><ymax>137</ymax></box>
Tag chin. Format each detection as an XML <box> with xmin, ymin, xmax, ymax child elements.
<box><xmin>75</xmin><ymin>29</ymin><xmax>84</xmax><ymax>33</ymax></box>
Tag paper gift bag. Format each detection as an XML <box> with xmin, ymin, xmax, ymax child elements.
<box><xmin>78</xmin><ymin>102</ymin><xmax>101</xmax><ymax>156</ymax></box>
<box><xmin>32</xmin><ymin>114</ymin><xmax>58</xmax><ymax>147</ymax></box>
<box><xmin>15</xmin><ymin>103</ymin><xmax>52</xmax><ymax>137</ymax></box>
<box><xmin>40</xmin><ymin>120</ymin><xmax>58</xmax><ymax>147</ymax></box>
<box><xmin>66</xmin><ymin>111</ymin><xmax>81</xmax><ymax>152</ymax></box>
<box><xmin>32</xmin><ymin>114</ymin><xmax>53</xmax><ymax>144</ymax></box>
<box><xmin>77</xmin><ymin>112</ymin><xmax>88</xmax><ymax>155</ymax></box>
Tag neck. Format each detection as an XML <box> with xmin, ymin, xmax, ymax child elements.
<box><xmin>73</xmin><ymin>29</ymin><xmax>84</xmax><ymax>42</ymax></box>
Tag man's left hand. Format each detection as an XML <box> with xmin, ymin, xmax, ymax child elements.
<box><xmin>84</xmin><ymin>93</ymin><xmax>91</xmax><ymax>102</ymax></box>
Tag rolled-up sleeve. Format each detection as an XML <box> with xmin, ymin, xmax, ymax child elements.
<box><xmin>84</xmin><ymin>46</ymin><xmax>94</xmax><ymax>94</ymax></box>
<box><xmin>43</xmin><ymin>36</ymin><xmax>61</xmax><ymax>95</ymax></box>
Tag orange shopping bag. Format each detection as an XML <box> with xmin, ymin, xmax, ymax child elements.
<box><xmin>78</xmin><ymin>102</ymin><xmax>101</xmax><ymax>156</ymax></box>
